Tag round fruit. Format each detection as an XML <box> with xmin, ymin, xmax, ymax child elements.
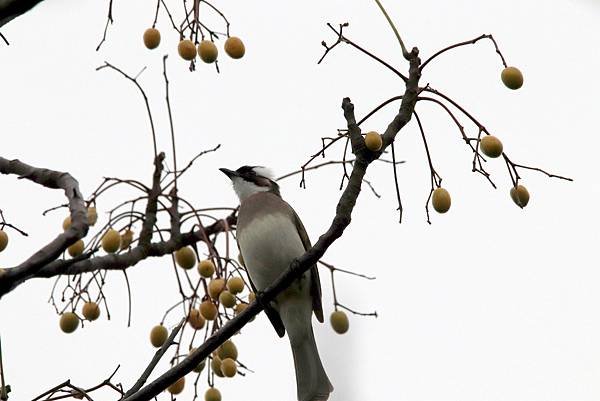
<box><xmin>480</xmin><ymin>135</ymin><xmax>503</xmax><ymax>158</ymax></box>
<box><xmin>432</xmin><ymin>187</ymin><xmax>451</xmax><ymax>214</ymax></box>
<box><xmin>364</xmin><ymin>131</ymin><xmax>383</xmax><ymax>152</ymax></box>
<box><xmin>234</xmin><ymin>303</ymin><xmax>253</xmax><ymax>321</ymax></box>
<box><xmin>218</xmin><ymin>340</ymin><xmax>238</xmax><ymax>360</ymax></box>
<box><xmin>219</xmin><ymin>290</ymin><xmax>236</xmax><ymax>308</ymax></box>
<box><xmin>248</xmin><ymin>292</ymin><xmax>256</xmax><ymax>303</ymax></box>
<box><xmin>167</xmin><ymin>377</ymin><xmax>185</xmax><ymax>395</ymax></box>
<box><xmin>237</xmin><ymin>253</ymin><xmax>245</xmax><ymax>267</ymax></box>
<box><xmin>226</xmin><ymin>277</ymin><xmax>244</xmax><ymax>294</ymax></box>
<box><xmin>120</xmin><ymin>229</ymin><xmax>134</xmax><ymax>250</ymax></box>
<box><xmin>150</xmin><ymin>324</ymin><xmax>169</xmax><ymax>347</ymax></box>
<box><xmin>101</xmin><ymin>229</ymin><xmax>121</xmax><ymax>253</ymax></box>
<box><xmin>200</xmin><ymin>300</ymin><xmax>218</xmax><ymax>320</ymax></box>
<box><xmin>224</xmin><ymin>36</ymin><xmax>245</xmax><ymax>59</ymax></box>
<box><xmin>143</xmin><ymin>28</ymin><xmax>161</xmax><ymax>50</ymax></box>
<box><xmin>62</xmin><ymin>216</ymin><xmax>72</xmax><ymax>231</ymax></box>
<box><xmin>510</xmin><ymin>184</ymin><xmax>530</xmax><ymax>208</ymax></box>
<box><xmin>87</xmin><ymin>207</ymin><xmax>98</xmax><ymax>226</ymax></box>
<box><xmin>205</xmin><ymin>387</ymin><xmax>221</xmax><ymax>401</ymax></box>
<box><xmin>198</xmin><ymin>259</ymin><xmax>215</xmax><ymax>277</ymax></box>
<box><xmin>221</xmin><ymin>357</ymin><xmax>237</xmax><ymax>377</ymax></box>
<box><xmin>211</xmin><ymin>355</ymin><xmax>224</xmax><ymax>377</ymax></box>
<box><xmin>501</xmin><ymin>66</ymin><xmax>523</xmax><ymax>90</ymax></box>
<box><xmin>59</xmin><ymin>312</ymin><xmax>79</xmax><ymax>333</ymax></box>
<box><xmin>198</xmin><ymin>40</ymin><xmax>218</xmax><ymax>63</ymax></box>
<box><xmin>175</xmin><ymin>247</ymin><xmax>196</xmax><ymax>269</ymax></box>
<box><xmin>330</xmin><ymin>310</ymin><xmax>349</xmax><ymax>334</ymax></box>
<box><xmin>208</xmin><ymin>278</ymin><xmax>226</xmax><ymax>299</ymax></box>
<box><xmin>68</xmin><ymin>240</ymin><xmax>85</xmax><ymax>257</ymax></box>
<box><xmin>178</xmin><ymin>39</ymin><xmax>197</xmax><ymax>60</ymax></box>
<box><xmin>82</xmin><ymin>301</ymin><xmax>100</xmax><ymax>321</ymax></box>
<box><xmin>0</xmin><ymin>230</ymin><xmax>9</xmax><ymax>252</ymax></box>
<box><xmin>188</xmin><ymin>309</ymin><xmax>206</xmax><ymax>330</ymax></box>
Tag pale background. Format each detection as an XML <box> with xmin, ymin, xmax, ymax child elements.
<box><xmin>1</xmin><ymin>0</ymin><xmax>599</xmax><ymax>400</ymax></box>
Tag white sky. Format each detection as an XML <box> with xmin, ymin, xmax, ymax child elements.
<box><xmin>1</xmin><ymin>0</ymin><xmax>599</xmax><ymax>400</ymax></box>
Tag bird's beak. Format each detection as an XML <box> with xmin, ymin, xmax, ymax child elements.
<box><xmin>219</xmin><ymin>168</ymin><xmax>239</xmax><ymax>179</ymax></box>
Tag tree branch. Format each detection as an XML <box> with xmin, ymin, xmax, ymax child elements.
<box><xmin>121</xmin><ymin>319</ymin><xmax>185</xmax><ymax>399</ymax></box>
<box><xmin>0</xmin><ymin>0</ymin><xmax>45</xmax><ymax>28</ymax></box>
<box><xmin>0</xmin><ymin>157</ymin><xmax>88</xmax><ymax>298</ymax></box>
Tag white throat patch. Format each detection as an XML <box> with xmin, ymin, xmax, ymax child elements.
<box><xmin>231</xmin><ymin>176</ymin><xmax>269</xmax><ymax>201</ymax></box>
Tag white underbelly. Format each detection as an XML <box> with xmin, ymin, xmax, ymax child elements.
<box><xmin>238</xmin><ymin>213</ymin><xmax>308</xmax><ymax>293</ymax></box>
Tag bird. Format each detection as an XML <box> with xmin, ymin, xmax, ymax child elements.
<box><xmin>220</xmin><ymin>165</ymin><xmax>333</xmax><ymax>401</ymax></box>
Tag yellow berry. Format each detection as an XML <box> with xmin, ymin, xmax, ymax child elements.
<box><xmin>480</xmin><ymin>135</ymin><xmax>503</xmax><ymax>158</ymax></box>
<box><xmin>248</xmin><ymin>292</ymin><xmax>256</xmax><ymax>303</ymax></box>
<box><xmin>143</xmin><ymin>28</ymin><xmax>161</xmax><ymax>49</ymax></box>
<box><xmin>178</xmin><ymin>39</ymin><xmax>197</xmax><ymax>60</ymax></box>
<box><xmin>175</xmin><ymin>247</ymin><xmax>196</xmax><ymax>269</ymax></box>
<box><xmin>120</xmin><ymin>229</ymin><xmax>134</xmax><ymax>250</ymax></box>
<box><xmin>234</xmin><ymin>303</ymin><xmax>253</xmax><ymax>321</ymax></box>
<box><xmin>200</xmin><ymin>300</ymin><xmax>218</xmax><ymax>320</ymax></box>
<box><xmin>198</xmin><ymin>40</ymin><xmax>218</xmax><ymax>63</ymax></box>
<box><xmin>237</xmin><ymin>253</ymin><xmax>245</xmax><ymax>267</ymax></box>
<box><xmin>167</xmin><ymin>377</ymin><xmax>185</xmax><ymax>395</ymax></box>
<box><xmin>101</xmin><ymin>229</ymin><xmax>121</xmax><ymax>253</ymax></box>
<box><xmin>82</xmin><ymin>301</ymin><xmax>100</xmax><ymax>321</ymax></box>
<box><xmin>221</xmin><ymin>358</ymin><xmax>237</xmax><ymax>377</ymax></box>
<box><xmin>62</xmin><ymin>216</ymin><xmax>72</xmax><ymax>231</ymax></box>
<box><xmin>510</xmin><ymin>184</ymin><xmax>530</xmax><ymax>208</ymax></box>
<box><xmin>211</xmin><ymin>355</ymin><xmax>224</xmax><ymax>377</ymax></box>
<box><xmin>67</xmin><ymin>240</ymin><xmax>85</xmax><ymax>257</ymax></box>
<box><xmin>205</xmin><ymin>387</ymin><xmax>221</xmax><ymax>401</ymax></box>
<box><xmin>198</xmin><ymin>259</ymin><xmax>215</xmax><ymax>277</ymax></box>
<box><xmin>59</xmin><ymin>312</ymin><xmax>79</xmax><ymax>333</ymax></box>
<box><xmin>219</xmin><ymin>290</ymin><xmax>236</xmax><ymax>308</ymax></box>
<box><xmin>501</xmin><ymin>66</ymin><xmax>523</xmax><ymax>90</ymax></box>
<box><xmin>432</xmin><ymin>187</ymin><xmax>451</xmax><ymax>214</ymax></box>
<box><xmin>87</xmin><ymin>207</ymin><xmax>98</xmax><ymax>226</ymax></box>
<box><xmin>208</xmin><ymin>278</ymin><xmax>226</xmax><ymax>299</ymax></box>
<box><xmin>364</xmin><ymin>131</ymin><xmax>383</xmax><ymax>152</ymax></box>
<box><xmin>188</xmin><ymin>309</ymin><xmax>206</xmax><ymax>330</ymax></box>
<box><xmin>0</xmin><ymin>230</ymin><xmax>7</xmax><ymax>252</ymax></box>
<box><xmin>217</xmin><ymin>340</ymin><xmax>238</xmax><ymax>360</ymax></box>
<box><xmin>150</xmin><ymin>324</ymin><xmax>168</xmax><ymax>347</ymax></box>
<box><xmin>226</xmin><ymin>276</ymin><xmax>244</xmax><ymax>294</ymax></box>
<box><xmin>224</xmin><ymin>36</ymin><xmax>245</xmax><ymax>59</ymax></box>
<box><xmin>330</xmin><ymin>310</ymin><xmax>349</xmax><ymax>334</ymax></box>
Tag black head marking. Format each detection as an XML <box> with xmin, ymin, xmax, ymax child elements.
<box><xmin>235</xmin><ymin>165</ymin><xmax>280</xmax><ymax>195</ymax></box>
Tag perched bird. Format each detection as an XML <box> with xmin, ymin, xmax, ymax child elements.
<box><xmin>220</xmin><ymin>165</ymin><xmax>333</xmax><ymax>401</ymax></box>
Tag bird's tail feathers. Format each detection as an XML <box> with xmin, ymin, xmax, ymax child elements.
<box><xmin>290</xmin><ymin>325</ymin><xmax>333</xmax><ymax>401</ymax></box>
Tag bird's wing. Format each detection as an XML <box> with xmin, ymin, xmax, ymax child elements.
<box><xmin>291</xmin><ymin>209</ymin><xmax>325</xmax><ymax>323</ymax></box>
<box><xmin>237</xmin><ymin>244</ymin><xmax>286</xmax><ymax>337</ymax></box>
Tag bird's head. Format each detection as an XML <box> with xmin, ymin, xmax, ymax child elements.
<box><xmin>220</xmin><ymin>166</ymin><xmax>280</xmax><ymax>201</ymax></box>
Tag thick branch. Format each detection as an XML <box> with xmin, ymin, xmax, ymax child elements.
<box><xmin>0</xmin><ymin>0</ymin><xmax>45</xmax><ymax>28</ymax></box>
<box><xmin>139</xmin><ymin>153</ymin><xmax>165</xmax><ymax>246</ymax></box>
<box><xmin>33</xmin><ymin>213</ymin><xmax>236</xmax><ymax>278</ymax></box>
<box><xmin>0</xmin><ymin>157</ymin><xmax>88</xmax><ymax>297</ymax></box>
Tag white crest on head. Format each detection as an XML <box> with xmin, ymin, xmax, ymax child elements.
<box><xmin>252</xmin><ymin>166</ymin><xmax>275</xmax><ymax>180</ymax></box>
<box><xmin>231</xmin><ymin>176</ymin><xmax>269</xmax><ymax>201</ymax></box>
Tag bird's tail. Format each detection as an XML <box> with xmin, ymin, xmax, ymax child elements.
<box><xmin>289</xmin><ymin>325</ymin><xmax>333</xmax><ymax>401</ymax></box>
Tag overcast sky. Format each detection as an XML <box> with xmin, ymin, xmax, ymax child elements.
<box><xmin>1</xmin><ymin>0</ymin><xmax>599</xmax><ymax>400</ymax></box>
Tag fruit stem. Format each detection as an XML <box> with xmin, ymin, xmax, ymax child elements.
<box><xmin>373</xmin><ymin>0</ymin><xmax>409</xmax><ymax>58</ymax></box>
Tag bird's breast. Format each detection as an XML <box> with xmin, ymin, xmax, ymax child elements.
<box><xmin>238</xmin><ymin>213</ymin><xmax>307</xmax><ymax>292</ymax></box>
